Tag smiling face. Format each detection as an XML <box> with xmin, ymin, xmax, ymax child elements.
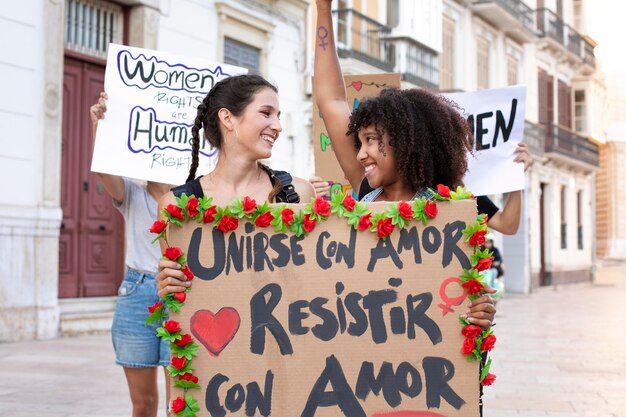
<box><xmin>356</xmin><ymin>124</ymin><xmax>401</xmax><ymax>189</ymax></box>
<box><xmin>229</xmin><ymin>87</ymin><xmax>282</xmax><ymax>160</ymax></box>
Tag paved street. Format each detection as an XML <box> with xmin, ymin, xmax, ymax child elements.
<box><xmin>1</xmin><ymin>262</ymin><xmax>625</xmax><ymax>417</ymax></box>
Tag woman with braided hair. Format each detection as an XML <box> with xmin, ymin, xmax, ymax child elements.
<box><xmin>156</xmin><ymin>74</ymin><xmax>315</xmax><ymax>297</ymax></box>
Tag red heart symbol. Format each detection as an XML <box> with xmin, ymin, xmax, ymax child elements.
<box><xmin>190</xmin><ymin>308</ymin><xmax>240</xmax><ymax>356</ymax></box>
<box><xmin>351</xmin><ymin>81</ymin><xmax>363</xmax><ymax>91</ymax></box>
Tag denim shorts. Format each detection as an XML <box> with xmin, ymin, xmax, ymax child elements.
<box><xmin>111</xmin><ymin>268</ymin><xmax>170</xmax><ymax>368</ymax></box>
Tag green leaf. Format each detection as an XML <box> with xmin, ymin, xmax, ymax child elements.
<box><xmin>174</xmin><ymin>379</ymin><xmax>202</xmax><ymax>390</ymax></box>
<box><xmin>270</xmin><ymin>205</ymin><xmax>289</xmax><ymax>233</ymax></box>
<box><xmin>386</xmin><ymin>203</ymin><xmax>410</xmax><ymax>229</ymax></box>
<box><xmin>170</xmin><ymin>341</ymin><xmax>199</xmax><ymax>360</ymax></box>
<box><xmin>459</xmin><ymin>268</ymin><xmax>481</xmax><ymax>283</ymax></box>
<box><xmin>470</xmin><ymin>247</ymin><xmax>493</xmax><ymax>265</ymax></box>
<box><xmin>450</xmin><ymin>186</ymin><xmax>473</xmax><ymax>200</ymax></box>
<box><xmin>458</xmin><ymin>316</ymin><xmax>471</xmax><ymax>326</ymax></box>
<box><xmin>144</xmin><ymin>305</ymin><xmax>165</xmax><ymax>326</ymax></box>
<box><xmin>167</xmin><ymin>363</ymin><xmax>194</xmax><ymax>377</ymax></box>
<box><xmin>289</xmin><ymin>210</ymin><xmax>307</xmax><ymax>237</ymax></box>
<box><xmin>330</xmin><ymin>190</ymin><xmax>347</xmax><ymax>216</ymax></box>
<box><xmin>186</xmin><ymin>395</ymin><xmax>201</xmax><ymax>413</ymax></box>
<box><xmin>480</xmin><ymin>359</ymin><xmax>492</xmax><ymax>381</ymax></box>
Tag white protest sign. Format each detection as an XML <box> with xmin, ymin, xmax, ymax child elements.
<box><xmin>91</xmin><ymin>44</ymin><xmax>247</xmax><ymax>185</ymax></box>
<box><xmin>444</xmin><ymin>85</ymin><xmax>527</xmax><ymax>196</ymax></box>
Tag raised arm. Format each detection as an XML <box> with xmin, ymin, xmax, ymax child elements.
<box><xmin>314</xmin><ymin>0</ymin><xmax>364</xmax><ymax>191</ymax></box>
<box><xmin>487</xmin><ymin>143</ymin><xmax>533</xmax><ymax>234</ymax></box>
<box><xmin>90</xmin><ymin>92</ymin><xmax>125</xmax><ymax>203</ymax></box>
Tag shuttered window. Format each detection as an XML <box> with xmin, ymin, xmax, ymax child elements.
<box><xmin>65</xmin><ymin>0</ymin><xmax>123</xmax><ymax>59</ymax></box>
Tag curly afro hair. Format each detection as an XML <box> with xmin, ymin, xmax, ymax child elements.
<box><xmin>347</xmin><ymin>88</ymin><xmax>474</xmax><ymax>192</ymax></box>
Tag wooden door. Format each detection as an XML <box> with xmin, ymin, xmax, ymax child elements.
<box><xmin>59</xmin><ymin>56</ymin><xmax>125</xmax><ymax>298</ymax></box>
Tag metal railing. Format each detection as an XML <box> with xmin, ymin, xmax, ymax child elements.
<box><xmin>386</xmin><ymin>36</ymin><xmax>439</xmax><ymax>89</ymax></box>
<box><xmin>333</xmin><ymin>9</ymin><xmax>394</xmax><ymax>72</ymax></box>
<box><xmin>536</xmin><ymin>8</ymin><xmax>564</xmax><ymax>45</ymax></box>
<box><xmin>473</xmin><ymin>0</ymin><xmax>536</xmax><ymax>33</ymax></box>
<box><xmin>544</xmin><ymin>124</ymin><xmax>599</xmax><ymax>166</ymax></box>
<box><xmin>566</xmin><ymin>25</ymin><xmax>582</xmax><ymax>57</ymax></box>
<box><xmin>524</xmin><ymin>120</ymin><xmax>545</xmax><ymax>157</ymax></box>
<box><xmin>535</xmin><ymin>8</ymin><xmax>587</xmax><ymax>61</ymax></box>
<box><xmin>582</xmin><ymin>38</ymin><xmax>596</xmax><ymax>68</ymax></box>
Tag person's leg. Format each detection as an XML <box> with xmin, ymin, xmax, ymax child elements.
<box><xmin>162</xmin><ymin>367</ymin><xmax>171</xmax><ymax>411</ymax></box>
<box><xmin>124</xmin><ymin>367</ymin><xmax>159</xmax><ymax>417</ymax></box>
<box><xmin>112</xmin><ymin>270</ymin><xmax>167</xmax><ymax>417</ymax></box>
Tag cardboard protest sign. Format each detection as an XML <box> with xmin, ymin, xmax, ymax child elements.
<box><xmin>91</xmin><ymin>44</ymin><xmax>246</xmax><ymax>184</ymax></box>
<box><xmin>444</xmin><ymin>85</ymin><xmax>527</xmax><ymax>196</ymax></box>
<box><xmin>163</xmin><ymin>198</ymin><xmax>483</xmax><ymax>417</ymax></box>
<box><xmin>312</xmin><ymin>74</ymin><xmax>401</xmax><ymax>198</ymax></box>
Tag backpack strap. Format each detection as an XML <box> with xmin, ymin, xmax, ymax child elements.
<box><xmin>272</xmin><ymin>170</ymin><xmax>300</xmax><ymax>203</ymax></box>
<box><xmin>171</xmin><ymin>176</ymin><xmax>204</xmax><ymax>199</ymax></box>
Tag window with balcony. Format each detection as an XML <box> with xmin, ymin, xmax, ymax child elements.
<box><xmin>224</xmin><ymin>38</ymin><xmax>261</xmax><ymax>73</ymax></box>
<box><xmin>574</xmin><ymin>89</ymin><xmax>586</xmax><ymax>133</ymax></box>
<box><xmin>507</xmin><ymin>55</ymin><xmax>519</xmax><ymax>85</ymax></box>
<box><xmin>440</xmin><ymin>17</ymin><xmax>455</xmax><ymax>91</ymax></box>
<box><xmin>476</xmin><ymin>36</ymin><xmax>490</xmax><ymax>90</ymax></box>
<box><xmin>65</xmin><ymin>0</ymin><xmax>123</xmax><ymax>59</ymax></box>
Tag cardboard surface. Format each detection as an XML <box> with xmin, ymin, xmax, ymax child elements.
<box><xmin>312</xmin><ymin>74</ymin><xmax>401</xmax><ymax>197</ymax></box>
<box><xmin>168</xmin><ymin>200</ymin><xmax>480</xmax><ymax>417</ymax></box>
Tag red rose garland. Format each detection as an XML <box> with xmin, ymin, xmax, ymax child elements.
<box><xmin>147</xmin><ymin>185</ymin><xmax>495</xmax><ymax>416</ymax></box>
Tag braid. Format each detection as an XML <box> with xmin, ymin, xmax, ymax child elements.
<box><xmin>186</xmin><ymin>96</ymin><xmax>210</xmax><ymax>183</ymax></box>
<box><xmin>258</xmin><ymin>162</ymin><xmax>282</xmax><ymax>202</ymax></box>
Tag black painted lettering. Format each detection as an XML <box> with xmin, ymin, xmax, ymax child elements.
<box><xmin>442</xmin><ymin>221</ymin><xmax>471</xmax><ymax>269</ymax></box>
<box><xmin>422</xmin><ymin>356</ymin><xmax>465</xmax><ymax>410</ymax></box>
<box><xmin>250</xmin><ymin>284</ymin><xmax>293</xmax><ymax>355</ymax></box>
<box><xmin>406</xmin><ymin>293</ymin><xmax>442</xmax><ymax>345</ymax></box>
<box><xmin>187</xmin><ymin>228</ymin><xmax>225</xmax><ymax>281</ymax></box>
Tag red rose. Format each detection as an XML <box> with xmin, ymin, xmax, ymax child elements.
<box><xmin>255</xmin><ymin>211</ymin><xmax>274</xmax><ymax>228</ymax></box>
<box><xmin>313</xmin><ymin>197</ymin><xmax>331</xmax><ymax>217</ymax></box>
<box><xmin>481</xmin><ymin>334</ymin><xmax>496</xmax><ymax>352</ymax></box>
<box><xmin>398</xmin><ymin>201</ymin><xmax>413</xmax><ymax>219</ymax></box>
<box><xmin>481</xmin><ymin>373</ymin><xmax>496</xmax><ymax>386</ymax></box>
<box><xmin>147</xmin><ymin>301</ymin><xmax>163</xmax><ymax>314</ymax></box>
<box><xmin>462</xmin><ymin>279</ymin><xmax>484</xmax><ymax>295</ymax></box>
<box><xmin>216</xmin><ymin>215</ymin><xmax>238</xmax><ymax>233</ymax></box>
<box><xmin>281</xmin><ymin>208</ymin><xmax>294</xmax><ymax>226</ymax></box>
<box><xmin>474</xmin><ymin>257</ymin><xmax>494</xmax><ymax>271</ymax></box>
<box><xmin>171</xmin><ymin>355</ymin><xmax>187</xmax><ymax>369</ymax></box>
<box><xmin>202</xmin><ymin>205</ymin><xmax>217</xmax><ymax>224</ymax></box>
<box><xmin>171</xmin><ymin>397</ymin><xmax>186</xmax><ymax>414</ymax></box>
<box><xmin>181</xmin><ymin>265</ymin><xmax>194</xmax><ymax>281</ymax></box>
<box><xmin>179</xmin><ymin>373</ymin><xmax>199</xmax><ymax>384</ymax></box>
<box><xmin>358</xmin><ymin>213</ymin><xmax>373</xmax><ymax>231</ymax></box>
<box><xmin>461</xmin><ymin>324</ymin><xmax>482</xmax><ymax>338</ymax></box>
<box><xmin>437</xmin><ymin>184</ymin><xmax>451</xmax><ymax>198</ymax></box>
<box><xmin>424</xmin><ymin>200</ymin><xmax>438</xmax><ymax>218</ymax></box>
<box><xmin>175</xmin><ymin>334</ymin><xmax>193</xmax><ymax>347</ymax></box>
<box><xmin>376</xmin><ymin>217</ymin><xmax>395</xmax><ymax>238</ymax></box>
<box><xmin>242</xmin><ymin>196</ymin><xmax>257</xmax><ymax>214</ymax></box>
<box><xmin>461</xmin><ymin>337</ymin><xmax>476</xmax><ymax>355</ymax></box>
<box><xmin>164</xmin><ymin>246</ymin><xmax>183</xmax><ymax>261</ymax></box>
<box><xmin>186</xmin><ymin>197</ymin><xmax>199</xmax><ymax>218</ymax></box>
<box><xmin>163</xmin><ymin>320</ymin><xmax>181</xmax><ymax>333</ymax></box>
<box><xmin>302</xmin><ymin>214</ymin><xmax>317</xmax><ymax>233</ymax></box>
<box><xmin>149</xmin><ymin>220</ymin><xmax>167</xmax><ymax>234</ymax></box>
<box><xmin>469</xmin><ymin>230</ymin><xmax>487</xmax><ymax>246</ymax></box>
<box><xmin>165</xmin><ymin>204</ymin><xmax>184</xmax><ymax>220</ymax></box>
<box><xmin>343</xmin><ymin>194</ymin><xmax>356</xmax><ymax>212</ymax></box>
<box><xmin>173</xmin><ymin>291</ymin><xmax>186</xmax><ymax>303</ymax></box>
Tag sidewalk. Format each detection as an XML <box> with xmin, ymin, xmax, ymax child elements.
<box><xmin>1</xmin><ymin>262</ymin><xmax>625</xmax><ymax>417</ymax></box>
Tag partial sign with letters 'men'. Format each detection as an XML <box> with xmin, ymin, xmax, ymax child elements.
<box><xmin>444</xmin><ymin>85</ymin><xmax>527</xmax><ymax>196</ymax></box>
<box><xmin>91</xmin><ymin>44</ymin><xmax>246</xmax><ymax>184</ymax></box>
<box><xmin>167</xmin><ymin>200</ymin><xmax>480</xmax><ymax>417</ymax></box>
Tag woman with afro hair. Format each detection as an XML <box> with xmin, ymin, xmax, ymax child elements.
<box><xmin>312</xmin><ymin>1</ymin><xmax>531</xmax><ymax>234</ymax></box>
<box><xmin>314</xmin><ymin>0</ymin><xmax>496</xmax><ymax>330</ymax></box>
